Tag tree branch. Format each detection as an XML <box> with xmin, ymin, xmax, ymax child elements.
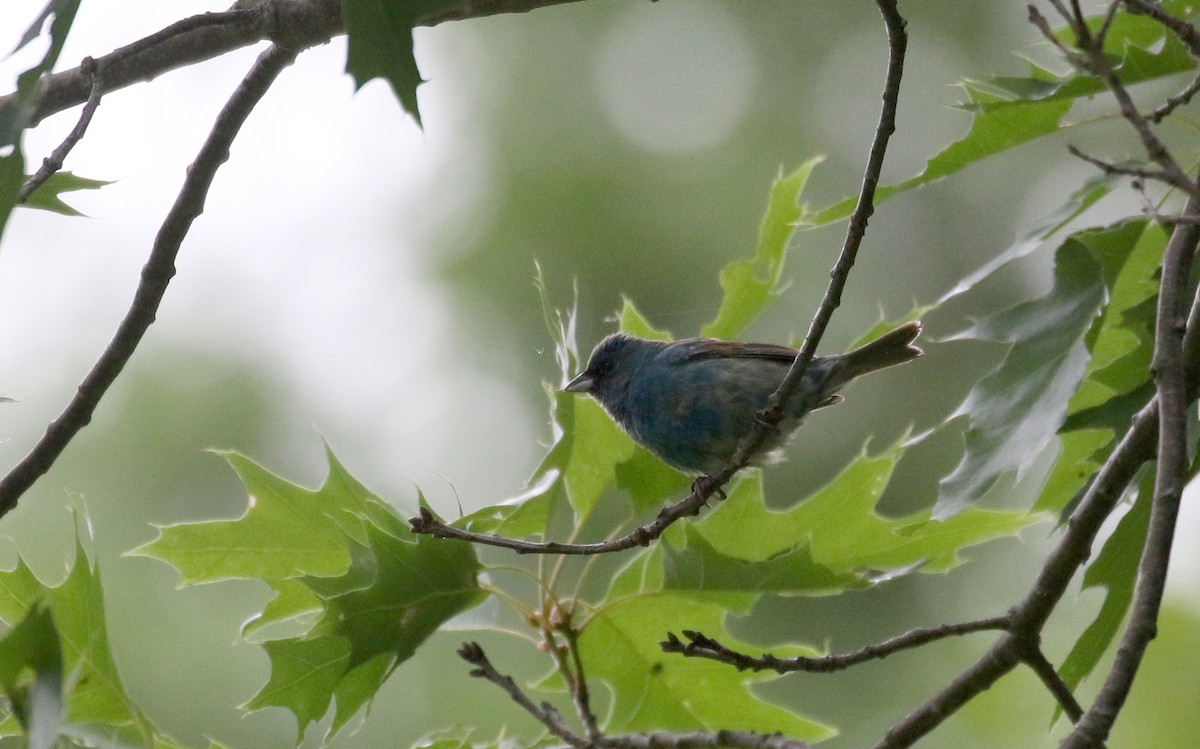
<box><xmin>2</xmin><ymin>0</ymin><xmax>588</xmax><ymax>129</ymax></box>
<box><xmin>17</xmin><ymin>57</ymin><xmax>103</xmax><ymax>203</ymax></box>
<box><xmin>869</xmin><ymin>207</ymin><xmax>1200</xmax><ymax>748</ymax></box>
<box><xmin>735</xmin><ymin>0</ymin><xmax>908</xmax><ymax>467</ymax></box>
<box><xmin>1022</xmin><ymin>646</ymin><xmax>1085</xmax><ymax>723</ymax></box>
<box><xmin>1060</xmin><ymin>196</ymin><xmax>1200</xmax><ymax>749</ymax></box>
<box><xmin>660</xmin><ymin>617</ymin><xmax>1009</xmax><ymax>673</ymax></box>
<box><xmin>458</xmin><ymin>641</ymin><xmax>588</xmax><ymax>747</ymax></box>
<box><xmin>0</xmin><ymin>44</ymin><xmax>300</xmax><ymax>518</ymax></box>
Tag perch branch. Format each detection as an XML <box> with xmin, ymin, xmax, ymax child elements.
<box><xmin>410</xmin><ymin>0</ymin><xmax>909</xmax><ymax>555</ymax></box>
<box><xmin>738</xmin><ymin>0</ymin><xmax>908</xmax><ymax>464</ymax></box>
<box><xmin>0</xmin><ymin>44</ymin><xmax>300</xmax><ymax>518</ymax></box>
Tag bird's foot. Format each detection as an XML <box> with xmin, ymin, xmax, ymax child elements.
<box><xmin>690</xmin><ymin>475</ymin><xmax>727</xmax><ymax>502</ymax></box>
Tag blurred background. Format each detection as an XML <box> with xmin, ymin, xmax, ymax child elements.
<box><xmin>1</xmin><ymin>1</ymin><xmax>1198</xmax><ymax>747</ymax></box>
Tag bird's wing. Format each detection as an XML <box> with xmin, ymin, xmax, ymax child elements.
<box><xmin>668</xmin><ymin>338</ymin><xmax>801</xmax><ymax>364</ymax></box>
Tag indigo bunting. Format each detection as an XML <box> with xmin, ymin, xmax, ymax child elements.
<box><xmin>564</xmin><ymin>321</ymin><xmax>922</xmax><ymax>476</ymax></box>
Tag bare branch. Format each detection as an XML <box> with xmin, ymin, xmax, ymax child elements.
<box><xmin>558</xmin><ymin>623</ymin><xmax>603</xmax><ymax>741</ymax></box>
<box><xmin>457</xmin><ymin>642</ymin><xmax>588</xmax><ymax>747</ymax></box>
<box><xmin>746</xmin><ymin>0</ymin><xmax>908</xmax><ymax>451</ymax></box>
<box><xmin>1021</xmin><ymin>647</ymin><xmax>1085</xmax><ymax>723</ymax></box>
<box><xmin>661</xmin><ymin>617</ymin><xmax>1010</xmax><ymax>673</ymax></box>
<box><xmin>870</xmin><ymin>197</ymin><xmax>1200</xmax><ymax>748</ymax></box>
<box><xmin>17</xmin><ymin>57</ymin><xmax>103</xmax><ymax>203</ymax></box>
<box><xmin>409</xmin><ymin>492</ymin><xmax>711</xmax><ymax>554</ymax></box>
<box><xmin>0</xmin><ymin>44</ymin><xmax>300</xmax><ymax>518</ymax></box>
<box><xmin>1060</xmin><ymin>193</ymin><xmax>1200</xmax><ymax>749</ymax></box>
<box><xmin>1066</xmin><ymin>147</ymin><xmax>1167</xmax><ymax>183</ymax></box>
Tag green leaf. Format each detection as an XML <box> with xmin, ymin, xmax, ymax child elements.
<box><xmin>619</xmin><ymin>297</ymin><xmax>672</xmax><ymax>341</ymax></box>
<box><xmin>0</xmin><ymin>533</ymin><xmax>163</xmax><ymax>747</ymax></box>
<box><xmin>693</xmin><ymin>444</ymin><xmax>1037</xmax><ymax>575</ymax></box>
<box><xmin>342</xmin><ymin>0</ymin><xmax>452</xmax><ymax>125</ymax></box>
<box><xmin>50</xmin><ymin>541</ymin><xmax>155</xmax><ymax>742</ymax></box>
<box><xmin>1057</xmin><ymin>470</ymin><xmax>1153</xmax><ymax>710</ymax></box>
<box><xmin>19</xmin><ymin>171</ymin><xmax>110</xmax><ymax>216</ymax></box>
<box><xmin>0</xmin><ymin>604</ymin><xmax>62</xmax><ymax>738</ymax></box>
<box><xmin>799</xmin><ymin>95</ymin><xmax>1072</xmax><ymax>228</ymax></box>
<box><xmin>136</xmin><ymin>448</ymin><xmax>485</xmax><ymax>740</ymax></box>
<box><xmin>797</xmin><ymin>3</ymin><xmax>1192</xmax><ymax>229</ymax></box>
<box><xmin>247</xmin><ymin>636</ymin><xmax>350</xmax><ymax>728</ymax></box>
<box><xmin>1068</xmin><ymin>223</ymin><xmax>1165</xmax><ymax>414</ymax></box>
<box><xmin>933</xmin><ymin>233</ymin><xmax>1112</xmax><ymax>518</ymax></box>
<box><xmin>664</xmin><ymin>528</ymin><xmax>864</xmax><ymax>596</ymax></box>
<box><xmin>580</xmin><ymin>592</ymin><xmax>833</xmax><ymax>742</ymax></box>
<box><xmin>702</xmin><ymin>158</ymin><xmax>820</xmax><ymax>340</ymax></box>
<box><xmin>1033</xmin><ymin>428</ymin><xmax>1114</xmax><ymax>515</ymax></box>
<box><xmin>0</xmin><ymin>154</ymin><xmax>23</xmax><ymax>245</ymax></box>
<box><xmin>614</xmin><ymin>448</ymin><xmax>692</xmax><ymax>515</ymax></box>
<box><xmin>0</xmin><ymin>0</ymin><xmax>82</xmax><ymax>244</ymax></box>
<box><xmin>131</xmin><ymin>451</ymin><xmax>357</xmax><ymax>584</ymax></box>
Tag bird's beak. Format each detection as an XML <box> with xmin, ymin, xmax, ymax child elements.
<box><xmin>564</xmin><ymin>372</ymin><xmax>594</xmax><ymax>393</ymax></box>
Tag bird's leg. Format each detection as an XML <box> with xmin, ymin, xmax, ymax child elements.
<box><xmin>690</xmin><ymin>475</ymin><xmax>727</xmax><ymax>502</ymax></box>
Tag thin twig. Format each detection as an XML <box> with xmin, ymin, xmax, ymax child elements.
<box><xmin>1148</xmin><ymin>71</ymin><xmax>1200</xmax><ymax>123</ymax></box>
<box><xmin>1060</xmin><ymin>195</ymin><xmax>1200</xmax><ymax>749</ymax></box>
<box><xmin>1054</xmin><ymin>2</ymin><xmax>1199</xmax><ymax>196</ymax></box>
<box><xmin>660</xmin><ymin>617</ymin><xmax>1010</xmax><ymax>673</ymax></box>
<box><xmin>743</xmin><ymin>0</ymin><xmax>908</xmax><ymax>454</ymax></box>
<box><xmin>409</xmin><ymin>496</ymin><xmax>709</xmax><ymax>554</ymax></box>
<box><xmin>1066</xmin><ymin>147</ymin><xmax>1171</xmax><ymax>185</ymax></box>
<box><xmin>559</xmin><ymin>623</ymin><xmax>603</xmax><ymax>740</ymax></box>
<box><xmin>0</xmin><ymin>44</ymin><xmax>300</xmax><ymax>518</ymax></box>
<box><xmin>17</xmin><ymin>57</ymin><xmax>103</xmax><ymax>204</ymax></box>
<box><xmin>1021</xmin><ymin>646</ymin><xmax>1085</xmax><ymax>723</ymax></box>
<box><xmin>594</xmin><ymin>731</ymin><xmax>811</xmax><ymax>749</ymax></box>
<box><xmin>457</xmin><ymin>642</ymin><xmax>588</xmax><ymax>747</ymax></box>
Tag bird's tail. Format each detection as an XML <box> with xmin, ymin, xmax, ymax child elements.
<box><xmin>835</xmin><ymin>321</ymin><xmax>923</xmax><ymax>381</ymax></box>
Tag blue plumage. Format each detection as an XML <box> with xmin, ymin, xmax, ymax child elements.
<box><xmin>564</xmin><ymin>322</ymin><xmax>922</xmax><ymax>476</ymax></box>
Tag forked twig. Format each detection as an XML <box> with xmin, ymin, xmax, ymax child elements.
<box><xmin>18</xmin><ymin>57</ymin><xmax>104</xmax><ymax>204</ymax></box>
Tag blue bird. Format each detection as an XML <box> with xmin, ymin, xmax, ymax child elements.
<box><xmin>564</xmin><ymin>321</ymin><xmax>922</xmax><ymax>477</ymax></box>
